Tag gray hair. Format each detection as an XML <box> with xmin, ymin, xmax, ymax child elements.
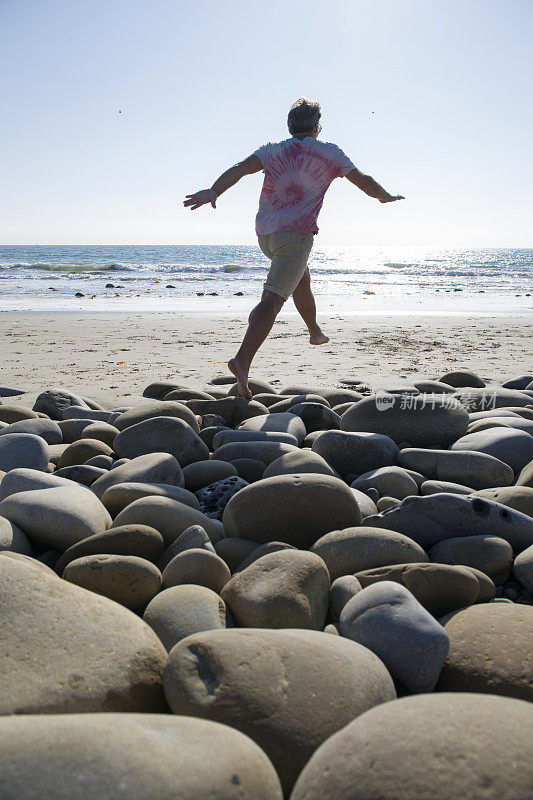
<box><xmin>287</xmin><ymin>98</ymin><xmax>321</xmax><ymax>134</ymax></box>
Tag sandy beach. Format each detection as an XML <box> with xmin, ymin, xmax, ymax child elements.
<box><xmin>1</xmin><ymin>311</ymin><xmax>531</xmax><ymax>406</ymax></box>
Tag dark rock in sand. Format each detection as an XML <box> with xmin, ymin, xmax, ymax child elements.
<box><xmin>195</xmin><ymin>475</ymin><xmax>249</xmax><ymax>519</ymax></box>
<box><xmin>33</xmin><ymin>389</ymin><xmax>89</xmax><ymax>419</ymax></box>
<box><xmin>227</xmin><ymin>378</ymin><xmax>276</xmax><ymax>396</ymax></box>
<box><xmin>440</xmin><ymin>369</ymin><xmax>486</xmax><ymax>387</ymax></box>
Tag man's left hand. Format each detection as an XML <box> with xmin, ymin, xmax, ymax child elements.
<box><xmin>184</xmin><ymin>189</ymin><xmax>218</xmax><ymax>210</ymax></box>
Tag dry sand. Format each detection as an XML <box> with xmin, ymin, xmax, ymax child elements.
<box><xmin>1</xmin><ymin>312</ymin><xmax>531</xmax><ymax>407</ymax></box>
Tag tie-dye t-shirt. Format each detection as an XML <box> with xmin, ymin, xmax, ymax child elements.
<box><xmin>253</xmin><ymin>137</ymin><xmax>355</xmax><ymax>236</ymax></box>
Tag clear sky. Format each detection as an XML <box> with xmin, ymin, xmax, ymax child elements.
<box><xmin>1</xmin><ymin>0</ymin><xmax>531</xmax><ymax>246</ymax></box>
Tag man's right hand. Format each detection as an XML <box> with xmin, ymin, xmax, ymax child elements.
<box><xmin>183</xmin><ymin>189</ymin><xmax>218</xmax><ymax>210</ymax></box>
<box><xmin>379</xmin><ymin>193</ymin><xmax>405</xmax><ymax>203</ymax></box>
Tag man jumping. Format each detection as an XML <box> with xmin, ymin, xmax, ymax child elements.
<box><xmin>184</xmin><ymin>97</ymin><xmax>404</xmax><ymax>399</ymax></box>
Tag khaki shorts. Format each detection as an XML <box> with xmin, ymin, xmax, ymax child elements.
<box><xmin>258</xmin><ymin>231</ymin><xmax>314</xmax><ymax>300</ymax></box>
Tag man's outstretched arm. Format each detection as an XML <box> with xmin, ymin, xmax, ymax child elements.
<box><xmin>184</xmin><ymin>154</ymin><xmax>263</xmax><ymax>210</ymax></box>
<box><xmin>345</xmin><ymin>167</ymin><xmax>404</xmax><ymax>203</ymax></box>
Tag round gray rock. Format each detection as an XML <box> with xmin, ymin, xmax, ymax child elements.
<box><xmin>114</xmin><ymin>416</ymin><xmax>209</xmax><ymax>465</ymax></box>
<box><xmin>162</xmin><ymin>548</ymin><xmax>231</xmax><ymax>593</ymax></box>
<box><xmin>221</xmin><ymin>549</ymin><xmax>330</xmax><ymax>629</ymax></box>
<box><xmin>0</xmin><ymin>417</ymin><xmax>62</xmax><ymax>444</ymax></box>
<box><xmin>143</xmin><ymin>584</ymin><xmax>227</xmax><ymax>651</ymax></box>
<box><xmin>429</xmin><ymin>534</ymin><xmax>513</xmax><ymax>583</ymax></box>
<box><xmin>290</xmin><ymin>693</ymin><xmax>533</xmax><ymax>800</ymax></box>
<box><xmin>63</xmin><ymin>554</ymin><xmax>161</xmax><ymax>610</ymax></box>
<box><xmin>0</xmin><ymin>433</ymin><xmax>50</xmax><ymax>472</ymax></box>
<box><xmin>222</xmin><ymin>474</ymin><xmax>362</xmax><ymax>547</ymax></box>
<box><xmin>91</xmin><ymin>452</ymin><xmax>184</xmax><ymax>499</ymax></box>
<box><xmin>340</xmin><ymin>581</ymin><xmax>450</xmax><ymax>692</ymax></box>
<box><xmin>312</xmin><ymin>430</ymin><xmax>399</xmax><ymax>477</ymax></box>
<box><xmin>451</xmin><ymin>427</ymin><xmax>533</xmax><ymax>474</ymax></box>
<box><xmin>163</xmin><ymin>627</ymin><xmax>396</xmax><ymax>796</ymax></box>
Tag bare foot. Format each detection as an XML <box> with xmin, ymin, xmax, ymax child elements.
<box><xmin>228</xmin><ymin>356</ymin><xmax>252</xmax><ymax>399</ymax></box>
<box><xmin>309</xmin><ymin>327</ymin><xmax>330</xmax><ymax>345</ymax></box>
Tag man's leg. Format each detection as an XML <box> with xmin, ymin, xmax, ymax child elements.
<box><xmin>228</xmin><ymin>289</ymin><xmax>285</xmax><ymax>399</ymax></box>
<box><xmin>292</xmin><ymin>268</ymin><xmax>329</xmax><ymax>345</ymax></box>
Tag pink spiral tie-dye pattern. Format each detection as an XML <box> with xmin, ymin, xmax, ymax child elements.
<box><xmin>253</xmin><ymin>137</ymin><xmax>355</xmax><ymax>236</ymax></box>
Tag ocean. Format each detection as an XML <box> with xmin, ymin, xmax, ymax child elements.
<box><xmin>0</xmin><ymin>245</ymin><xmax>531</xmax><ymax>315</ymax></box>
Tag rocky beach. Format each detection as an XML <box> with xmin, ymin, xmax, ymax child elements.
<box><xmin>0</xmin><ymin>331</ymin><xmax>533</xmax><ymax>798</ymax></box>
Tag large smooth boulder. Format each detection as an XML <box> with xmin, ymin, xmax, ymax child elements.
<box><xmin>290</xmin><ymin>693</ymin><xmax>533</xmax><ymax>800</ymax></box>
<box><xmin>112</xmin><ymin>495</ymin><xmax>223</xmax><ymax>546</ymax></box>
<box><xmin>311</xmin><ymin>526</ymin><xmax>427</xmax><ymax>581</ymax></box>
<box><xmin>63</xmin><ymin>554</ymin><xmax>162</xmax><ymax>610</ymax></box>
<box><xmin>451</xmin><ymin>427</ymin><xmax>533</xmax><ymax>474</ymax></box>
<box><xmin>398</xmin><ymin>447</ymin><xmax>513</xmax><ymax>489</ymax></box>
<box><xmin>238</xmin><ymin>412</ymin><xmax>306</xmax><ymax>445</ymax></box>
<box><xmin>0</xmin><ymin>433</ymin><xmax>50</xmax><ymax>472</ymax></box>
<box><xmin>354</xmin><ymin>562</ymin><xmax>480</xmax><ymax>617</ymax></box>
<box><xmin>340</xmin><ymin>581</ymin><xmax>449</xmax><ymax>692</ymax></box>
<box><xmin>55</xmin><ymin>523</ymin><xmax>165</xmax><ymax>573</ymax></box>
<box><xmin>429</xmin><ymin>535</ymin><xmax>513</xmax><ymax>583</ymax></box>
<box><xmin>0</xmin><ymin>713</ymin><xmax>282</xmax><ymax>800</ymax></box>
<box><xmin>0</xmin><ymin>467</ymin><xmax>76</xmax><ymax>502</ymax></box>
<box><xmin>114</xmin><ymin>417</ymin><xmax>209</xmax><ymax>465</ymax></box>
<box><xmin>223</xmin><ymin>474</ymin><xmax>362</xmax><ymax>547</ymax></box>
<box><xmin>362</xmin><ymin>493</ymin><xmax>533</xmax><ymax>553</ymax></box>
<box><xmin>440</xmin><ymin>369</ymin><xmax>486</xmax><ymax>387</ymax></box>
<box><xmin>163</xmin><ymin>628</ymin><xmax>396</xmax><ymax>795</ymax></box>
<box><xmin>0</xmin><ymin>555</ymin><xmax>167</xmax><ymax>713</ymax></box>
<box><xmin>91</xmin><ymin>452</ymin><xmax>184</xmax><ymax>499</ymax></box>
<box><xmin>0</xmin><ymin>417</ymin><xmax>62</xmax><ymax>444</ymax></box>
<box><xmin>0</xmin><ymin>485</ymin><xmax>112</xmax><ymax>550</ymax></box>
<box><xmin>312</xmin><ymin>430</ymin><xmax>399</xmax><ymax>477</ymax></box>
<box><xmin>113</xmin><ymin>399</ymin><xmax>199</xmax><ymax>432</ymax></box>
<box><xmin>437</xmin><ymin>603</ymin><xmax>533</xmax><ymax>700</ymax></box>
<box><xmin>221</xmin><ymin>550</ymin><xmax>330</xmax><ymax>629</ymax></box>
<box><xmin>33</xmin><ymin>389</ymin><xmax>89</xmax><ymax>419</ymax></box>
<box><xmin>100</xmin><ymin>481</ymin><xmax>199</xmax><ymax>517</ymax></box>
<box><xmin>341</xmin><ymin>393</ymin><xmax>469</xmax><ymax>447</ymax></box>
<box><xmin>143</xmin><ymin>584</ymin><xmax>227</xmax><ymax>650</ymax></box>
